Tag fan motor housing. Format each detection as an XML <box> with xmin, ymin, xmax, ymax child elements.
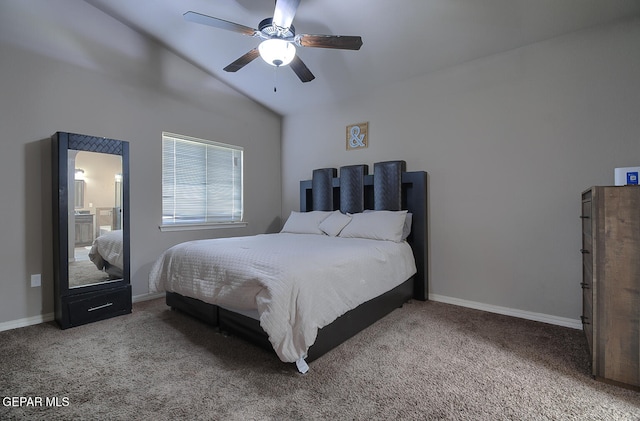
<box><xmin>259</xmin><ymin>17</ymin><xmax>295</xmax><ymax>38</ymax></box>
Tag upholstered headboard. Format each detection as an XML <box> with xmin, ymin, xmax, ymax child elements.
<box><xmin>299</xmin><ymin>160</ymin><xmax>428</xmax><ymax>301</ymax></box>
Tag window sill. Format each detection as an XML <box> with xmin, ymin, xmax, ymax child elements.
<box><xmin>159</xmin><ymin>222</ymin><xmax>248</xmax><ymax>232</ymax></box>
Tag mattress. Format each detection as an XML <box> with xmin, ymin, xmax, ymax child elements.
<box><xmin>149</xmin><ymin>233</ymin><xmax>416</xmax><ymax>362</ymax></box>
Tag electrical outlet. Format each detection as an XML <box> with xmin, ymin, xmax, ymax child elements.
<box><xmin>30</xmin><ymin>274</ymin><xmax>41</xmax><ymax>287</ymax></box>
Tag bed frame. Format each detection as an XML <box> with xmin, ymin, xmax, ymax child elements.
<box><xmin>166</xmin><ymin>160</ymin><xmax>428</xmax><ymax>364</ymax></box>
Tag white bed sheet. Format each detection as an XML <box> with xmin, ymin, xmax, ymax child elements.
<box><xmin>149</xmin><ymin>233</ymin><xmax>416</xmax><ymax>363</ymax></box>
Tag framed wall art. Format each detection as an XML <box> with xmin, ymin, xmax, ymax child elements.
<box><xmin>346</xmin><ymin>122</ymin><xmax>368</xmax><ymax>151</ymax></box>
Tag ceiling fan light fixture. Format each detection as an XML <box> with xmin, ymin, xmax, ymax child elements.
<box><xmin>258</xmin><ymin>39</ymin><xmax>296</xmax><ymax>67</ymax></box>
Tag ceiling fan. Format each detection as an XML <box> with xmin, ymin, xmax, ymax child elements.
<box><xmin>183</xmin><ymin>0</ymin><xmax>363</xmax><ymax>84</ymax></box>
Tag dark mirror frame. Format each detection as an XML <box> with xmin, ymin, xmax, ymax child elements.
<box><xmin>52</xmin><ymin>132</ymin><xmax>131</xmax><ymax>329</ymax></box>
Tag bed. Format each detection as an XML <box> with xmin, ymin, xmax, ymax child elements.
<box><xmin>89</xmin><ymin>229</ymin><xmax>124</xmax><ymax>279</ymax></box>
<box><xmin>149</xmin><ymin>160</ymin><xmax>428</xmax><ymax>372</ymax></box>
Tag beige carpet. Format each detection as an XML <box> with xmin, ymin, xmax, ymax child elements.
<box><xmin>1</xmin><ymin>298</ymin><xmax>639</xmax><ymax>420</ymax></box>
<box><xmin>68</xmin><ymin>260</ymin><xmax>110</xmax><ymax>287</ymax></box>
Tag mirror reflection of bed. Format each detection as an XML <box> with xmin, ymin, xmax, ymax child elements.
<box><xmin>69</xmin><ymin>229</ymin><xmax>124</xmax><ymax>288</ymax></box>
<box><xmin>67</xmin><ymin>150</ymin><xmax>124</xmax><ymax>288</ymax></box>
<box><xmin>68</xmin><ymin>245</ymin><xmax>110</xmax><ymax>288</ymax></box>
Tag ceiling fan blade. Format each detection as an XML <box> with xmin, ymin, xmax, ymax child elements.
<box><xmin>184</xmin><ymin>11</ymin><xmax>257</xmax><ymax>36</ymax></box>
<box><xmin>223</xmin><ymin>48</ymin><xmax>260</xmax><ymax>72</ymax></box>
<box><xmin>289</xmin><ymin>55</ymin><xmax>315</xmax><ymax>83</ymax></box>
<box><xmin>273</xmin><ymin>0</ymin><xmax>301</xmax><ymax>29</ymax></box>
<box><xmin>297</xmin><ymin>34</ymin><xmax>363</xmax><ymax>50</ymax></box>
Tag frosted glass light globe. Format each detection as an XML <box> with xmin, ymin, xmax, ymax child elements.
<box><xmin>258</xmin><ymin>39</ymin><xmax>296</xmax><ymax>67</ymax></box>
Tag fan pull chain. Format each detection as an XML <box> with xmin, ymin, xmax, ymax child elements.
<box><xmin>273</xmin><ymin>66</ymin><xmax>278</xmax><ymax>92</ymax></box>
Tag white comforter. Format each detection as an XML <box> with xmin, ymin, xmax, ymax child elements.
<box><xmin>149</xmin><ymin>233</ymin><xmax>416</xmax><ymax>363</ymax></box>
<box><xmin>89</xmin><ymin>230</ymin><xmax>124</xmax><ymax>270</ymax></box>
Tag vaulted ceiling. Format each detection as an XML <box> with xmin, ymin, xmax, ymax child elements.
<box><xmin>5</xmin><ymin>1</ymin><xmax>640</xmax><ymax>116</ymax></box>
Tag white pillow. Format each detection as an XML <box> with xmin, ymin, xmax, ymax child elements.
<box><xmin>364</xmin><ymin>210</ymin><xmax>412</xmax><ymax>240</ymax></box>
<box><xmin>280</xmin><ymin>211</ymin><xmax>332</xmax><ymax>234</ymax></box>
<box><xmin>402</xmin><ymin>213</ymin><xmax>413</xmax><ymax>240</ymax></box>
<box><xmin>339</xmin><ymin>210</ymin><xmax>408</xmax><ymax>242</ymax></box>
<box><xmin>319</xmin><ymin>210</ymin><xmax>352</xmax><ymax>236</ymax></box>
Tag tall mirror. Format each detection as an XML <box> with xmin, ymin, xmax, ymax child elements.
<box><xmin>52</xmin><ymin>132</ymin><xmax>131</xmax><ymax>329</ymax></box>
<box><xmin>68</xmin><ymin>150</ymin><xmax>123</xmax><ymax>287</ymax></box>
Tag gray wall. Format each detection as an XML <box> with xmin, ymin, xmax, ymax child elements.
<box><xmin>0</xmin><ymin>2</ymin><xmax>282</xmax><ymax>325</ymax></box>
<box><xmin>282</xmin><ymin>18</ymin><xmax>640</xmax><ymax>323</ymax></box>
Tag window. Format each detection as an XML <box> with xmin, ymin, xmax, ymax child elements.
<box><xmin>161</xmin><ymin>132</ymin><xmax>244</xmax><ymax>230</ymax></box>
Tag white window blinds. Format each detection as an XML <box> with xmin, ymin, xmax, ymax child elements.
<box><xmin>162</xmin><ymin>132</ymin><xmax>243</xmax><ymax>225</ymax></box>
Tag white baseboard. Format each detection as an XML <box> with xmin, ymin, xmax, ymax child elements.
<box><xmin>429</xmin><ymin>294</ymin><xmax>583</xmax><ymax>330</ymax></box>
<box><xmin>132</xmin><ymin>292</ymin><xmax>165</xmax><ymax>303</ymax></box>
<box><xmin>0</xmin><ymin>292</ymin><xmax>165</xmax><ymax>333</ymax></box>
<box><xmin>1</xmin><ymin>292</ymin><xmax>581</xmax><ymax>333</ymax></box>
<box><xmin>0</xmin><ymin>312</ymin><xmax>55</xmax><ymax>333</ymax></box>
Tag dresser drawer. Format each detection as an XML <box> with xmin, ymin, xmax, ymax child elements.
<box><xmin>581</xmin><ymin>236</ymin><xmax>592</xmax><ymax>268</ymax></box>
<box><xmin>582</xmin><ymin>262</ymin><xmax>593</xmax><ymax>290</ymax></box>
<box><xmin>65</xmin><ymin>285</ymin><xmax>131</xmax><ymax>327</ymax></box>
<box><xmin>582</xmin><ymin>287</ymin><xmax>593</xmax><ymax>354</ymax></box>
<box><xmin>581</xmin><ymin>205</ymin><xmax>592</xmax><ymax>237</ymax></box>
<box><xmin>583</xmin><ymin>318</ymin><xmax>593</xmax><ymax>356</ymax></box>
<box><xmin>581</xmin><ymin>189</ymin><xmax>592</xmax><ymax>238</ymax></box>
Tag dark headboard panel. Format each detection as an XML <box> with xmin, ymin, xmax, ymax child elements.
<box><xmin>311</xmin><ymin>168</ymin><xmax>337</xmax><ymax>211</ymax></box>
<box><xmin>374</xmin><ymin>161</ymin><xmax>405</xmax><ymax>210</ymax></box>
<box><xmin>300</xmin><ymin>160</ymin><xmax>428</xmax><ymax>301</ymax></box>
<box><xmin>339</xmin><ymin>164</ymin><xmax>368</xmax><ymax>214</ymax></box>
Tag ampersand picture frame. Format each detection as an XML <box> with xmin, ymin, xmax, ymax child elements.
<box><xmin>346</xmin><ymin>122</ymin><xmax>368</xmax><ymax>151</ymax></box>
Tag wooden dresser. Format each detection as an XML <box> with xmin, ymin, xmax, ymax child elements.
<box><xmin>581</xmin><ymin>186</ymin><xmax>640</xmax><ymax>389</ymax></box>
<box><xmin>74</xmin><ymin>213</ymin><xmax>94</xmax><ymax>246</ymax></box>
